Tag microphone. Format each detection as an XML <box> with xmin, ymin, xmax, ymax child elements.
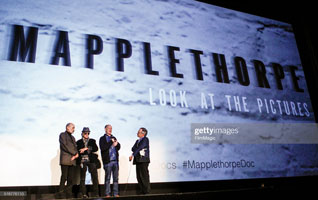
<box><xmin>111</xmin><ymin>136</ymin><xmax>117</xmax><ymax>142</ymax></box>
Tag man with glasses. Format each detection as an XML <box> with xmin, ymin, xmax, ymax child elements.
<box><xmin>77</xmin><ymin>127</ymin><xmax>99</xmax><ymax>198</ymax></box>
<box><xmin>129</xmin><ymin>127</ymin><xmax>151</xmax><ymax>195</ymax></box>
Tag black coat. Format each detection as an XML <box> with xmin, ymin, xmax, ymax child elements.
<box><xmin>99</xmin><ymin>134</ymin><xmax>121</xmax><ymax>165</ymax></box>
<box><xmin>132</xmin><ymin>137</ymin><xmax>150</xmax><ymax>164</ymax></box>
<box><xmin>76</xmin><ymin>138</ymin><xmax>99</xmax><ymax>165</ymax></box>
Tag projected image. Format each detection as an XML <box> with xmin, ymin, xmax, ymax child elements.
<box><xmin>0</xmin><ymin>0</ymin><xmax>317</xmax><ymax>186</ymax></box>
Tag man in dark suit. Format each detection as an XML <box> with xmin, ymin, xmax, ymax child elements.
<box><xmin>99</xmin><ymin>124</ymin><xmax>121</xmax><ymax>197</ymax></box>
<box><xmin>129</xmin><ymin>127</ymin><xmax>151</xmax><ymax>194</ymax></box>
<box><xmin>58</xmin><ymin>123</ymin><xmax>78</xmax><ymax>199</ymax></box>
<box><xmin>76</xmin><ymin>127</ymin><xmax>99</xmax><ymax>198</ymax></box>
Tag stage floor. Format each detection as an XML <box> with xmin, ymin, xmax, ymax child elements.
<box><xmin>1</xmin><ymin>176</ymin><xmax>317</xmax><ymax>200</ymax></box>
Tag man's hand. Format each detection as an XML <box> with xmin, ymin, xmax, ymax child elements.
<box><xmin>129</xmin><ymin>155</ymin><xmax>133</xmax><ymax>162</ymax></box>
<box><xmin>71</xmin><ymin>153</ymin><xmax>79</xmax><ymax>161</ymax></box>
<box><xmin>112</xmin><ymin>140</ymin><xmax>118</xmax><ymax>147</ymax></box>
<box><xmin>80</xmin><ymin>147</ymin><xmax>88</xmax><ymax>154</ymax></box>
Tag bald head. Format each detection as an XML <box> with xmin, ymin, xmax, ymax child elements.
<box><xmin>105</xmin><ymin>124</ymin><xmax>112</xmax><ymax>136</ymax></box>
<box><xmin>66</xmin><ymin>123</ymin><xmax>75</xmax><ymax>134</ymax></box>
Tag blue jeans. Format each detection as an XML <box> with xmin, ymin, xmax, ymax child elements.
<box><xmin>104</xmin><ymin>161</ymin><xmax>119</xmax><ymax>196</ymax></box>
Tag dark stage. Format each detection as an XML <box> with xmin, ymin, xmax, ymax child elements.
<box><xmin>1</xmin><ymin>176</ymin><xmax>317</xmax><ymax>200</ymax></box>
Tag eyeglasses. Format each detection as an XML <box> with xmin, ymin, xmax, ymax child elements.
<box><xmin>83</xmin><ymin>132</ymin><xmax>90</xmax><ymax>135</ymax></box>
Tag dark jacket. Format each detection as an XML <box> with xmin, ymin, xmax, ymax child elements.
<box><xmin>99</xmin><ymin>134</ymin><xmax>121</xmax><ymax>165</ymax></box>
<box><xmin>76</xmin><ymin>138</ymin><xmax>99</xmax><ymax>165</ymax></box>
<box><xmin>132</xmin><ymin>136</ymin><xmax>150</xmax><ymax>164</ymax></box>
<box><xmin>59</xmin><ymin>131</ymin><xmax>77</xmax><ymax>166</ymax></box>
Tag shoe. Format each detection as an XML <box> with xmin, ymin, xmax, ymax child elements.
<box><xmin>105</xmin><ymin>195</ymin><xmax>111</xmax><ymax>198</ymax></box>
<box><xmin>115</xmin><ymin>195</ymin><xmax>120</xmax><ymax>197</ymax></box>
<box><xmin>83</xmin><ymin>194</ymin><xmax>88</xmax><ymax>198</ymax></box>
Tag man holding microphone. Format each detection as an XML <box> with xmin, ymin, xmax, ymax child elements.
<box><xmin>99</xmin><ymin>124</ymin><xmax>121</xmax><ymax>197</ymax></box>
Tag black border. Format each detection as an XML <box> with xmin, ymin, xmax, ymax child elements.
<box><xmin>196</xmin><ymin>0</ymin><xmax>318</xmax><ymax>121</ymax></box>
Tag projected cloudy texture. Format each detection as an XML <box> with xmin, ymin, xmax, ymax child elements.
<box><xmin>0</xmin><ymin>0</ymin><xmax>317</xmax><ymax>186</ymax></box>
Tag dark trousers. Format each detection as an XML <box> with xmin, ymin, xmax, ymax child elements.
<box><xmin>59</xmin><ymin>165</ymin><xmax>75</xmax><ymax>198</ymax></box>
<box><xmin>80</xmin><ymin>162</ymin><xmax>99</xmax><ymax>196</ymax></box>
<box><xmin>136</xmin><ymin>162</ymin><xmax>151</xmax><ymax>194</ymax></box>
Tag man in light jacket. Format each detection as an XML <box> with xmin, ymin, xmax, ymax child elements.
<box><xmin>58</xmin><ymin>123</ymin><xmax>78</xmax><ymax>199</ymax></box>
